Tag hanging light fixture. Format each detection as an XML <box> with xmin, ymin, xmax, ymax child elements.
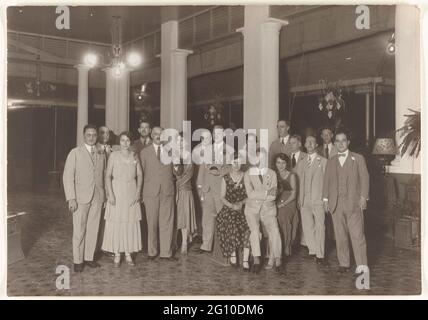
<box><xmin>82</xmin><ymin>16</ymin><xmax>142</xmax><ymax>75</ymax></box>
<box><xmin>24</xmin><ymin>57</ymin><xmax>56</xmax><ymax>97</ymax></box>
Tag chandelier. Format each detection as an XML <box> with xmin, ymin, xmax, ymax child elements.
<box><xmin>83</xmin><ymin>16</ymin><xmax>142</xmax><ymax>75</ymax></box>
<box><xmin>25</xmin><ymin>59</ymin><xmax>57</xmax><ymax>96</ymax></box>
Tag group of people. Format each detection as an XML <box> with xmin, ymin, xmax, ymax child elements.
<box><xmin>63</xmin><ymin>117</ymin><xmax>370</xmax><ymax>276</ymax></box>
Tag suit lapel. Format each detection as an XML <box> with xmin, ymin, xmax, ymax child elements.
<box><xmin>80</xmin><ymin>145</ymin><xmax>94</xmax><ymax>167</ymax></box>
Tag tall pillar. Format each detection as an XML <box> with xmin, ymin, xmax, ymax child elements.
<box><xmin>239</xmin><ymin>6</ymin><xmax>288</xmax><ymax>146</ymax></box>
<box><xmin>389</xmin><ymin>5</ymin><xmax>420</xmax><ymax>174</ymax></box>
<box><xmin>75</xmin><ymin>64</ymin><xmax>89</xmax><ymax>146</ymax></box>
<box><xmin>104</xmin><ymin>67</ymin><xmax>131</xmax><ymax>134</ymax></box>
<box><xmin>160</xmin><ymin>19</ymin><xmax>193</xmax><ymax>130</ymax></box>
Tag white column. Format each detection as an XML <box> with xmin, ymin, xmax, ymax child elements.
<box><xmin>365</xmin><ymin>92</ymin><xmax>370</xmax><ymax>145</ymax></box>
<box><xmin>75</xmin><ymin>64</ymin><xmax>89</xmax><ymax>146</ymax></box>
<box><xmin>239</xmin><ymin>6</ymin><xmax>288</xmax><ymax>146</ymax></box>
<box><xmin>389</xmin><ymin>5</ymin><xmax>421</xmax><ymax>174</ymax></box>
<box><xmin>160</xmin><ymin>20</ymin><xmax>193</xmax><ymax>130</ymax></box>
<box><xmin>104</xmin><ymin>67</ymin><xmax>131</xmax><ymax>134</ymax></box>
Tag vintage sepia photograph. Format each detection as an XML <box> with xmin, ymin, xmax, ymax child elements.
<box><xmin>2</xmin><ymin>3</ymin><xmax>423</xmax><ymax>297</ymax></box>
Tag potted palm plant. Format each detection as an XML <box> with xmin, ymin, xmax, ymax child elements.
<box><xmin>397</xmin><ymin>108</ymin><xmax>421</xmax><ymax>158</ymax></box>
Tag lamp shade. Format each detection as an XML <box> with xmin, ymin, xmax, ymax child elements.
<box><xmin>372</xmin><ymin>138</ymin><xmax>396</xmax><ymax>155</ymax></box>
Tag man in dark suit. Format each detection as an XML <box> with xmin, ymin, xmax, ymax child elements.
<box><xmin>268</xmin><ymin>119</ymin><xmax>292</xmax><ymax>168</ymax></box>
<box><xmin>322</xmin><ymin>128</ymin><xmax>370</xmax><ymax>273</ymax></box>
<box><xmin>96</xmin><ymin>126</ymin><xmax>113</xmax><ymax>158</ymax></box>
<box><xmin>317</xmin><ymin>126</ymin><xmax>338</xmax><ymax>159</ymax></box>
<box><xmin>140</xmin><ymin>127</ymin><xmax>175</xmax><ymax>261</ymax></box>
<box><xmin>132</xmin><ymin>118</ymin><xmax>152</xmax><ymax>157</ymax></box>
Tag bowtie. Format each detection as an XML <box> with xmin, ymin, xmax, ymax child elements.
<box><xmin>338</xmin><ymin>153</ymin><xmax>346</xmax><ymax>158</ymax></box>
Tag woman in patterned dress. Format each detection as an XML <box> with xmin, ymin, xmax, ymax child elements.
<box><xmin>102</xmin><ymin>131</ymin><xmax>143</xmax><ymax>267</ymax></box>
<box><xmin>216</xmin><ymin>154</ymin><xmax>250</xmax><ymax>271</ymax></box>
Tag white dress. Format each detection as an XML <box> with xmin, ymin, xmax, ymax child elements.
<box><xmin>102</xmin><ymin>151</ymin><xmax>142</xmax><ymax>253</ymax></box>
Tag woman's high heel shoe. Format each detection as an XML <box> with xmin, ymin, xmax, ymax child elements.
<box><xmin>229</xmin><ymin>256</ymin><xmax>238</xmax><ymax>268</ymax></box>
<box><xmin>125</xmin><ymin>254</ymin><xmax>135</xmax><ymax>266</ymax></box>
<box><xmin>242</xmin><ymin>261</ymin><xmax>250</xmax><ymax>272</ymax></box>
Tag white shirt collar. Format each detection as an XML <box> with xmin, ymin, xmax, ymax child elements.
<box><xmin>259</xmin><ymin>167</ymin><xmax>268</xmax><ymax>176</ymax></box>
<box><xmin>338</xmin><ymin>149</ymin><xmax>349</xmax><ymax>157</ymax></box>
<box><xmin>280</xmin><ymin>135</ymin><xmax>289</xmax><ymax>144</ymax></box>
<box><xmin>308</xmin><ymin>152</ymin><xmax>317</xmax><ymax>162</ymax></box>
<box><xmin>84</xmin><ymin>143</ymin><xmax>94</xmax><ymax>153</ymax></box>
<box><xmin>292</xmin><ymin>150</ymin><xmax>301</xmax><ymax>158</ymax></box>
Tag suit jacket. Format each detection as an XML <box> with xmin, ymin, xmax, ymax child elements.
<box><xmin>140</xmin><ymin>144</ymin><xmax>174</xmax><ymax>197</ymax></box>
<box><xmin>296</xmin><ymin>153</ymin><xmax>327</xmax><ymax>207</ymax></box>
<box><xmin>96</xmin><ymin>142</ymin><xmax>113</xmax><ymax>158</ymax></box>
<box><xmin>196</xmin><ymin>142</ymin><xmax>233</xmax><ymax>195</ymax></box>
<box><xmin>268</xmin><ymin>137</ymin><xmax>293</xmax><ymax>168</ymax></box>
<box><xmin>131</xmin><ymin>137</ymin><xmax>152</xmax><ymax>157</ymax></box>
<box><xmin>322</xmin><ymin>151</ymin><xmax>369</xmax><ymax>213</ymax></box>
<box><xmin>63</xmin><ymin>144</ymin><xmax>106</xmax><ymax>204</ymax></box>
<box><xmin>317</xmin><ymin>144</ymin><xmax>338</xmax><ymax>159</ymax></box>
<box><xmin>244</xmin><ymin>167</ymin><xmax>277</xmax><ymax>215</ymax></box>
<box><xmin>292</xmin><ymin>151</ymin><xmax>307</xmax><ymax>170</ymax></box>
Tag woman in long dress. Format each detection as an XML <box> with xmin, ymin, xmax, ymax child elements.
<box><xmin>216</xmin><ymin>154</ymin><xmax>251</xmax><ymax>271</ymax></box>
<box><xmin>173</xmin><ymin>133</ymin><xmax>197</xmax><ymax>254</ymax></box>
<box><xmin>102</xmin><ymin>131</ymin><xmax>143</xmax><ymax>267</ymax></box>
<box><xmin>274</xmin><ymin>153</ymin><xmax>299</xmax><ymax>260</ymax></box>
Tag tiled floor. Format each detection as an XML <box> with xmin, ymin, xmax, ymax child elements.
<box><xmin>7</xmin><ymin>190</ymin><xmax>421</xmax><ymax>296</ymax></box>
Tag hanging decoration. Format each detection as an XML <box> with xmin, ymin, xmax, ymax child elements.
<box><xmin>24</xmin><ymin>59</ymin><xmax>57</xmax><ymax>97</ymax></box>
<box><xmin>317</xmin><ymin>79</ymin><xmax>346</xmax><ymax>130</ymax></box>
<box><xmin>204</xmin><ymin>94</ymin><xmax>224</xmax><ymax>129</ymax></box>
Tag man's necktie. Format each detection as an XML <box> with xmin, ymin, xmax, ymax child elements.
<box><xmin>307</xmin><ymin>156</ymin><xmax>312</xmax><ymax>167</ymax></box>
<box><xmin>157</xmin><ymin>145</ymin><xmax>161</xmax><ymax>161</ymax></box>
<box><xmin>338</xmin><ymin>153</ymin><xmax>346</xmax><ymax>158</ymax></box>
<box><xmin>212</xmin><ymin>145</ymin><xmax>216</xmax><ymax>163</ymax></box>
<box><xmin>281</xmin><ymin>138</ymin><xmax>285</xmax><ymax>145</ymax></box>
<box><xmin>325</xmin><ymin>145</ymin><xmax>329</xmax><ymax>158</ymax></box>
<box><xmin>291</xmin><ymin>153</ymin><xmax>296</xmax><ymax>168</ymax></box>
<box><xmin>90</xmin><ymin>146</ymin><xmax>96</xmax><ymax>163</ymax></box>
<box><xmin>258</xmin><ymin>172</ymin><xmax>264</xmax><ymax>184</ymax></box>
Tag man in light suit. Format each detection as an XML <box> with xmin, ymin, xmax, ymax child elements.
<box><xmin>317</xmin><ymin>127</ymin><xmax>338</xmax><ymax>159</ymax></box>
<box><xmin>244</xmin><ymin>148</ymin><xmax>282</xmax><ymax>273</ymax></box>
<box><xmin>296</xmin><ymin>135</ymin><xmax>327</xmax><ymax>264</ymax></box>
<box><xmin>268</xmin><ymin>119</ymin><xmax>292</xmax><ymax>168</ymax></box>
<box><xmin>289</xmin><ymin>134</ymin><xmax>307</xmax><ymax>170</ymax></box>
<box><xmin>140</xmin><ymin>127</ymin><xmax>175</xmax><ymax>261</ymax></box>
<box><xmin>196</xmin><ymin>125</ymin><xmax>233</xmax><ymax>253</ymax></box>
<box><xmin>322</xmin><ymin>128</ymin><xmax>369</xmax><ymax>273</ymax></box>
<box><xmin>316</xmin><ymin>126</ymin><xmax>338</xmax><ymax>246</ymax></box>
<box><xmin>289</xmin><ymin>134</ymin><xmax>307</xmax><ymax>247</ymax></box>
<box><xmin>63</xmin><ymin>124</ymin><xmax>106</xmax><ymax>272</ymax></box>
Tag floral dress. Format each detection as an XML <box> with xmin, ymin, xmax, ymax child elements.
<box><xmin>216</xmin><ymin>173</ymin><xmax>250</xmax><ymax>258</ymax></box>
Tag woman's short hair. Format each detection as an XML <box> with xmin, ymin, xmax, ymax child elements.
<box><xmin>118</xmin><ymin>131</ymin><xmax>133</xmax><ymax>141</ymax></box>
<box><xmin>273</xmin><ymin>152</ymin><xmax>291</xmax><ymax>171</ymax></box>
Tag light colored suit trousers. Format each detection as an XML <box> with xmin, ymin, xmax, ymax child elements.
<box><xmin>63</xmin><ymin>145</ymin><xmax>106</xmax><ymax>264</ymax></box>
<box><xmin>244</xmin><ymin>169</ymin><xmax>282</xmax><ymax>258</ymax></box>
<box><xmin>298</xmin><ymin>154</ymin><xmax>326</xmax><ymax>258</ymax></box>
<box><xmin>72</xmin><ymin>189</ymin><xmax>103</xmax><ymax>263</ymax></box>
